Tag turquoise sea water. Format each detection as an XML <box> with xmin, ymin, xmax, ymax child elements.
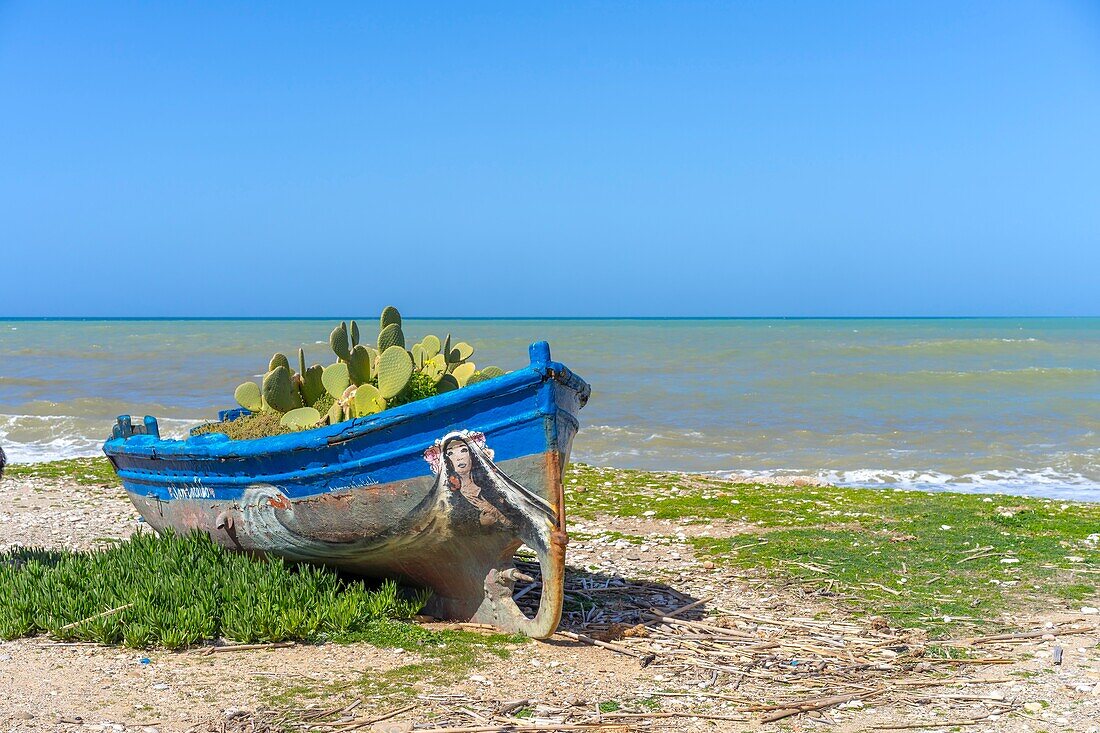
<box><xmin>1</xmin><ymin>318</ymin><xmax>1097</xmax><ymax>501</ymax></box>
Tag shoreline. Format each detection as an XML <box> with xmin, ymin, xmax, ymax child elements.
<box><xmin>5</xmin><ymin>451</ymin><xmax>1100</xmax><ymax>504</ymax></box>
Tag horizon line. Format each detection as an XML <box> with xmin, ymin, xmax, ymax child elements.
<box><xmin>2</xmin><ymin>315</ymin><xmax>1098</xmax><ymax>322</ymax></box>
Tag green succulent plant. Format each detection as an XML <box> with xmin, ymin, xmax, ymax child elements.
<box><xmin>206</xmin><ymin>307</ymin><xmax>517</xmax><ymax>439</ymax></box>
<box><xmin>262</xmin><ymin>366</ymin><xmax>303</xmax><ymax>413</ymax></box>
<box><xmin>378</xmin><ymin>322</ymin><xmax>405</xmax><ymax>351</ymax></box>
<box><xmin>322</xmin><ymin>362</ymin><xmax>351</xmax><ymax>400</ymax></box>
<box><xmin>352</xmin><ymin>384</ymin><xmax>387</xmax><ymax>417</ymax></box>
<box><xmin>301</xmin><ymin>365</ymin><xmax>325</xmax><ymax>405</ymax></box>
<box><xmin>420</xmin><ymin>354</ymin><xmax>446</xmax><ymax>384</ymax></box>
<box><xmin>280</xmin><ymin>407</ymin><xmax>321</xmax><ymax>431</ymax></box>
<box><xmin>377</xmin><ymin>346</ymin><xmax>413</xmax><ymax>399</ymax></box>
<box><xmin>329</xmin><ymin>321</ymin><xmax>352</xmax><ymax>362</ymax></box>
<box><xmin>348</xmin><ymin>345</ymin><xmax>373</xmax><ymax>385</ymax></box>
<box><xmin>380</xmin><ymin>306</ymin><xmax>401</xmax><ymax>329</ymax></box>
<box><xmin>451</xmin><ymin>361</ymin><xmax>477</xmax><ymax>387</ymax></box>
<box><xmin>450</xmin><ymin>341</ymin><xmax>474</xmax><ymax>362</ymax></box>
<box><xmin>233</xmin><ymin>382</ymin><xmax>263</xmax><ymax>412</ymax></box>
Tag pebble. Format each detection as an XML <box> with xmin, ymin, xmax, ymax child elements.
<box><xmin>1023</xmin><ymin>702</ymin><xmax>1044</xmax><ymax>713</ymax></box>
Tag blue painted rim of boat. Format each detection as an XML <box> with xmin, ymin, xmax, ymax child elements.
<box><xmin>103</xmin><ymin>341</ymin><xmax>590</xmax><ymax>462</ymax></box>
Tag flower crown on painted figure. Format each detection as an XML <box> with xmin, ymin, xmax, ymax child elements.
<box><xmin>422</xmin><ymin>430</ymin><xmax>495</xmax><ymax>475</ymax></box>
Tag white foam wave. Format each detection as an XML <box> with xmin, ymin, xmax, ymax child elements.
<box><xmin>0</xmin><ymin>413</ymin><xmax>193</xmax><ymax>464</ymax></box>
<box><xmin>712</xmin><ymin>467</ymin><xmax>1100</xmax><ymax>502</ymax></box>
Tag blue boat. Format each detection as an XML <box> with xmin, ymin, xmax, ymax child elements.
<box><xmin>103</xmin><ymin>341</ymin><xmax>590</xmax><ymax>638</ymax></box>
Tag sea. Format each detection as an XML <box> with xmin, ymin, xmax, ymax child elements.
<box><xmin>1</xmin><ymin>318</ymin><xmax>1097</xmax><ymax>501</ymax></box>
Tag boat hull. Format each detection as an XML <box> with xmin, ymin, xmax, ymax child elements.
<box><xmin>103</xmin><ymin>342</ymin><xmax>589</xmax><ymax>638</ymax></box>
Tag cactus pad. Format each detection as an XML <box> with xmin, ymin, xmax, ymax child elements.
<box><xmin>326</xmin><ymin>401</ymin><xmax>345</xmax><ymax>426</ymax></box>
<box><xmin>422</xmin><ymin>354</ymin><xmax>447</xmax><ymax>384</ymax></box>
<box><xmin>321</xmin><ymin>362</ymin><xmax>351</xmax><ymax>400</ymax></box>
<box><xmin>377</xmin><ymin>346</ymin><xmax>414</xmax><ymax>398</ymax></box>
<box><xmin>350</xmin><ymin>320</ymin><xmax>360</xmax><ymax>347</ymax></box>
<box><xmin>269</xmin><ymin>352</ymin><xmax>291</xmax><ymax>373</ymax></box>
<box><xmin>348</xmin><ymin>345</ymin><xmax>373</xmax><ymax>385</ymax></box>
<box><xmin>329</xmin><ymin>321</ymin><xmax>351</xmax><ymax>361</ymax></box>
<box><xmin>262</xmin><ymin>366</ymin><xmax>303</xmax><ymax>413</ymax></box>
<box><xmin>280</xmin><ymin>406</ymin><xmax>321</xmax><ymax>431</ymax></box>
<box><xmin>301</xmin><ymin>364</ymin><xmax>325</xmax><ymax>404</ymax></box>
<box><xmin>450</xmin><ymin>342</ymin><xmax>474</xmax><ymax>362</ymax></box>
<box><xmin>379</xmin><ymin>306</ymin><xmax>402</xmax><ymax>330</ymax></box>
<box><xmin>452</xmin><ymin>362</ymin><xmax>477</xmax><ymax>386</ymax></box>
<box><xmin>480</xmin><ymin>366</ymin><xmax>506</xmax><ymax>378</ymax></box>
<box><xmin>436</xmin><ymin>373</ymin><xmax>459</xmax><ymax>393</ymax></box>
<box><xmin>378</xmin><ymin>322</ymin><xmax>405</xmax><ymax>351</ymax></box>
<box><xmin>421</xmin><ymin>334</ymin><xmax>441</xmax><ymax>358</ymax></box>
<box><xmin>352</xmin><ymin>383</ymin><xmax>387</xmax><ymax>417</ymax></box>
<box><xmin>233</xmin><ymin>382</ymin><xmax>263</xmax><ymax>412</ymax></box>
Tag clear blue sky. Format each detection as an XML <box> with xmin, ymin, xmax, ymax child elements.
<box><xmin>2</xmin><ymin>1</ymin><xmax>1098</xmax><ymax>317</ymax></box>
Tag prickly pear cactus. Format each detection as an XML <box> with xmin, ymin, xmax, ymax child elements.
<box><xmin>421</xmin><ymin>334</ymin><xmax>441</xmax><ymax>358</ymax></box>
<box><xmin>422</xmin><ymin>354</ymin><xmax>446</xmax><ymax>384</ymax></box>
<box><xmin>380</xmin><ymin>306</ymin><xmax>401</xmax><ymax>330</ymax></box>
<box><xmin>262</xmin><ymin>365</ymin><xmax>303</xmax><ymax>413</ymax></box>
<box><xmin>451</xmin><ymin>362</ymin><xmax>477</xmax><ymax>386</ymax></box>
<box><xmin>234</xmin><ymin>382</ymin><xmax>263</xmax><ymax>411</ymax></box>
<box><xmin>301</xmin><ymin>364</ymin><xmax>325</xmax><ymax>405</ymax></box>
<box><xmin>280</xmin><ymin>406</ymin><xmax>321</xmax><ymax>430</ymax></box>
<box><xmin>378</xmin><ymin>322</ymin><xmax>405</xmax><ymax>351</ymax></box>
<box><xmin>377</xmin><ymin>346</ymin><xmax>413</xmax><ymax>399</ymax></box>
<box><xmin>348</xmin><ymin>345</ymin><xmax>373</xmax><ymax>385</ymax></box>
<box><xmin>352</xmin><ymin>383</ymin><xmax>387</xmax><ymax>417</ymax></box>
<box><xmin>208</xmin><ymin>307</ymin><xmax>524</xmax><ymax>439</ymax></box>
<box><xmin>329</xmin><ymin>321</ymin><xmax>351</xmax><ymax>361</ymax></box>
<box><xmin>322</xmin><ymin>362</ymin><xmax>351</xmax><ymax>400</ymax></box>
<box><xmin>450</xmin><ymin>342</ymin><xmax>474</xmax><ymax>362</ymax></box>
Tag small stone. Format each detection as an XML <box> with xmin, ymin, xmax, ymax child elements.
<box><xmin>702</xmin><ymin>561</ymin><xmax>715</xmax><ymax>569</ymax></box>
<box><xmin>1023</xmin><ymin>702</ymin><xmax>1044</xmax><ymax>713</ymax></box>
<box><xmin>1081</xmin><ymin>606</ymin><xmax>1099</xmax><ymax>615</ymax></box>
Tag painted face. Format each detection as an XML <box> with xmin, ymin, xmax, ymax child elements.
<box><xmin>446</xmin><ymin>442</ymin><xmax>472</xmax><ymax>477</ymax></box>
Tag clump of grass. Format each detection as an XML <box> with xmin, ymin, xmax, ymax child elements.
<box><xmin>0</xmin><ymin>531</ymin><xmax>427</xmax><ymax>649</ymax></box>
<box><xmin>564</xmin><ymin>463</ymin><xmax>1100</xmax><ymax>633</ymax></box>
<box><xmin>5</xmin><ymin>457</ymin><xmax>120</xmax><ymax>486</ymax></box>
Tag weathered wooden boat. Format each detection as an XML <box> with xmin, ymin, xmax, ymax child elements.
<box><xmin>103</xmin><ymin>342</ymin><xmax>589</xmax><ymax>638</ymax></box>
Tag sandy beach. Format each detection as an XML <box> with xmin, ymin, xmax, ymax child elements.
<box><xmin>2</xmin><ymin>461</ymin><xmax>1098</xmax><ymax>732</ymax></box>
